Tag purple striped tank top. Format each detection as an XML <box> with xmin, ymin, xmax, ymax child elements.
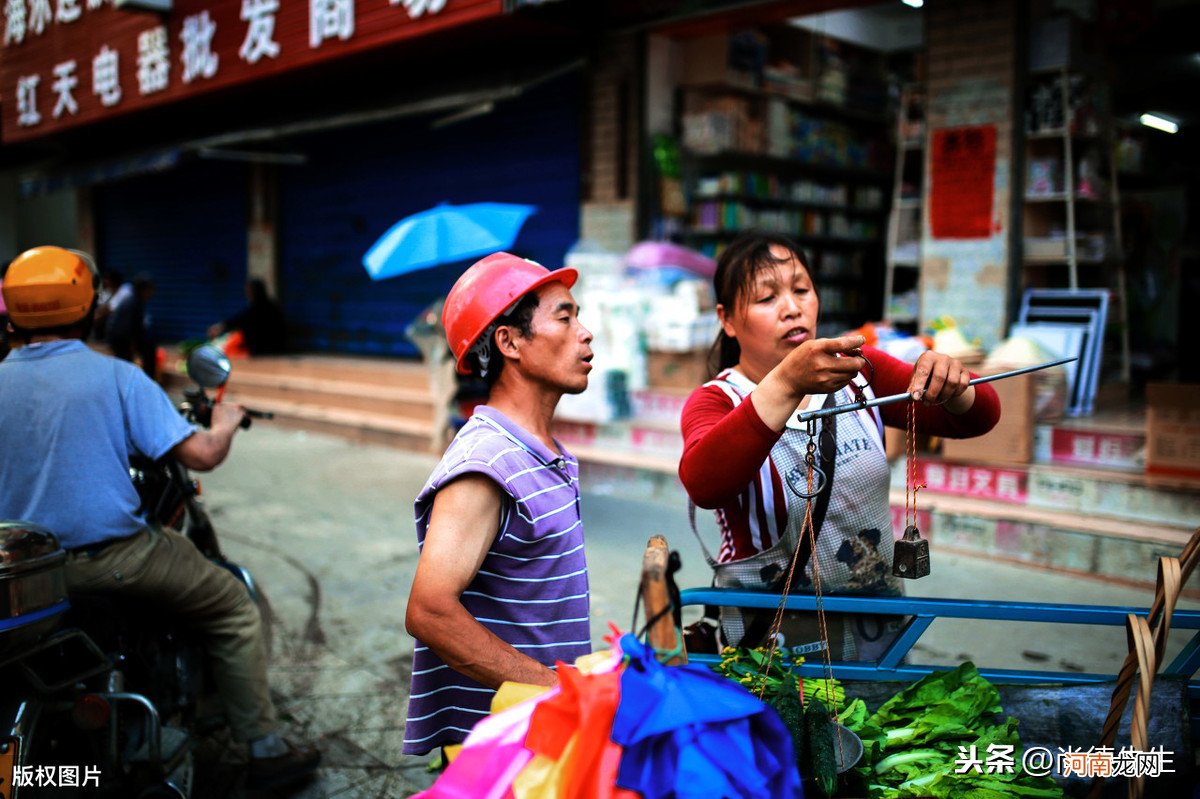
<box><xmin>402</xmin><ymin>405</ymin><xmax>591</xmax><ymax>755</ymax></box>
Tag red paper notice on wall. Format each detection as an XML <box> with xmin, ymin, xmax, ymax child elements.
<box><xmin>930</xmin><ymin>125</ymin><xmax>997</xmax><ymax>239</ymax></box>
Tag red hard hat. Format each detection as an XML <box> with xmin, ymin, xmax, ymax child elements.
<box><xmin>442</xmin><ymin>252</ymin><xmax>578</xmax><ymax>376</ymax></box>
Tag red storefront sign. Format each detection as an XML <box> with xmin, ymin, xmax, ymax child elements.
<box><xmin>929</xmin><ymin>124</ymin><xmax>997</xmax><ymax>239</ymax></box>
<box><xmin>1048</xmin><ymin>427</ymin><xmax>1142</xmax><ymax>470</ymax></box>
<box><xmin>0</xmin><ymin>0</ymin><xmax>502</xmax><ymax>143</ymax></box>
<box><xmin>916</xmin><ymin>460</ymin><xmax>1028</xmax><ymax>504</ymax></box>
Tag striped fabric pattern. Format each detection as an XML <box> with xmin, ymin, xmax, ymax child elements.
<box><xmin>703</xmin><ymin>369</ymin><xmax>900</xmax><ymax>595</ymax></box>
<box><xmin>402</xmin><ymin>406</ymin><xmax>591</xmax><ymax>755</ymax></box>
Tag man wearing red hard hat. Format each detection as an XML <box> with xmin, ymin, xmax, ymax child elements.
<box><xmin>403</xmin><ymin>252</ymin><xmax>594</xmax><ymax>759</ymax></box>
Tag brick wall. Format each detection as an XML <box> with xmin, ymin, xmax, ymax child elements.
<box><xmin>585</xmin><ymin>32</ymin><xmax>640</xmax><ymax>205</ymax></box>
<box><xmin>921</xmin><ymin>0</ymin><xmax>1018</xmax><ymax>351</ymax></box>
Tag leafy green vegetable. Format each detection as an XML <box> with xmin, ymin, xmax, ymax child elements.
<box><xmin>874</xmin><ymin>748</ymin><xmax>944</xmax><ymax>775</ymax></box>
<box><xmin>712</xmin><ymin>655</ymin><xmax>1063</xmax><ymax>799</ymax></box>
<box><xmin>851</xmin><ymin>663</ymin><xmax>1064</xmax><ymax>799</ymax></box>
<box><xmin>712</xmin><ymin>647</ymin><xmax>855</xmax><ymax>793</ymax></box>
<box><xmin>836</xmin><ymin>697</ymin><xmax>869</xmax><ymax>729</ymax></box>
<box><xmin>862</xmin><ymin>660</ymin><xmax>1003</xmax><ymax>754</ymax></box>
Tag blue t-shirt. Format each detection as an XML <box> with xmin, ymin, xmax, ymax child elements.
<box><xmin>0</xmin><ymin>340</ymin><xmax>195</xmax><ymax>549</ymax></box>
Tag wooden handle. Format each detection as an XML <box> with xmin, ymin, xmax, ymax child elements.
<box><xmin>1125</xmin><ymin>614</ymin><xmax>1155</xmax><ymax>799</ymax></box>
<box><xmin>1088</xmin><ymin>526</ymin><xmax>1198</xmax><ymax>799</ymax></box>
<box><xmin>641</xmin><ymin>535</ymin><xmax>686</xmax><ymax>665</ymax></box>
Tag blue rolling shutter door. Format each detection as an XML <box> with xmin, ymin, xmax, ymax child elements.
<box><xmin>94</xmin><ymin>161</ymin><xmax>249</xmax><ymax>343</ymax></box>
<box><xmin>278</xmin><ymin>75</ymin><xmax>581</xmax><ymax>357</ymax></box>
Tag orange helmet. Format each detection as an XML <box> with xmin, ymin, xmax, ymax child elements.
<box><xmin>3</xmin><ymin>246</ymin><xmax>97</xmax><ymax>329</ymax></box>
<box><xmin>442</xmin><ymin>252</ymin><xmax>577</xmax><ymax>375</ymax></box>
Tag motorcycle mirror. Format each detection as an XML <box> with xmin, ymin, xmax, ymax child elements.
<box><xmin>186</xmin><ymin>345</ymin><xmax>232</xmax><ymax>388</ymax></box>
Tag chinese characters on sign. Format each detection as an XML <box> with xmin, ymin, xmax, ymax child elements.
<box><xmin>917</xmin><ymin>461</ymin><xmax>1028</xmax><ymax>504</ymax></box>
<box><xmin>137</xmin><ymin>26</ymin><xmax>170</xmax><ymax>95</ymax></box>
<box><xmin>930</xmin><ymin>125</ymin><xmax>997</xmax><ymax>239</ymax></box>
<box><xmin>310</xmin><ymin>0</ymin><xmax>353</xmax><ymax>49</ymax></box>
<box><xmin>397</xmin><ymin>0</ymin><xmax>446</xmax><ymax>16</ymax></box>
<box><xmin>2</xmin><ymin>0</ymin><xmax>499</xmax><ymax>142</ymax></box>
<box><xmin>239</xmin><ymin>0</ymin><xmax>279</xmax><ymax>64</ymax></box>
<box><xmin>1049</xmin><ymin>428</ymin><xmax>1142</xmax><ymax>469</ymax></box>
<box><xmin>92</xmin><ymin>44</ymin><xmax>120</xmax><ymax>105</ymax></box>
<box><xmin>180</xmin><ymin>10</ymin><xmax>218</xmax><ymax>83</ymax></box>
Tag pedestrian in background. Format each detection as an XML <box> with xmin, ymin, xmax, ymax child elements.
<box><xmin>106</xmin><ymin>271</ymin><xmax>158</xmax><ymax>380</ymax></box>
<box><xmin>92</xmin><ymin>269</ymin><xmax>127</xmax><ymax>342</ymax></box>
<box><xmin>207</xmin><ymin>278</ymin><xmax>288</xmax><ymax>356</ymax></box>
<box><xmin>403</xmin><ymin>252</ymin><xmax>594</xmax><ymax>759</ymax></box>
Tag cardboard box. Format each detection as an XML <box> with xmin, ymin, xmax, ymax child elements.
<box><xmin>680</xmin><ymin>35</ymin><xmax>757</xmax><ymax>89</ymax></box>
<box><xmin>681</xmin><ymin>35</ymin><xmax>730</xmax><ymax>86</ymax></box>
<box><xmin>1145</xmin><ymin>383</ymin><xmax>1200</xmax><ymax>479</ymax></box>
<box><xmin>940</xmin><ymin>372</ymin><xmax>1035</xmax><ymax>467</ymax></box>
<box><xmin>884</xmin><ymin>428</ymin><xmax>938</xmax><ymax>462</ymax></box>
<box><xmin>646</xmin><ymin>348</ymin><xmax>710</xmax><ymax>392</ymax></box>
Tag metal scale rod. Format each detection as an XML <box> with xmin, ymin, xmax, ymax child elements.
<box><xmin>796</xmin><ymin>356</ymin><xmax>1077</xmax><ymax>424</ymax></box>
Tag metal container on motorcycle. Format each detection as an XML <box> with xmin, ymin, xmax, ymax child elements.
<box><xmin>0</xmin><ymin>520</ymin><xmax>68</xmax><ymax>654</ymax></box>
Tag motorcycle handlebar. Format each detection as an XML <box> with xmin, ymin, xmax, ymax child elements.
<box><xmin>184</xmin><ymin>393</ymin><xmax>272</xmax><ymax>430</ymax></box>
<box><xmin>238</xmin><ymin>408</ymin><xmax>274</xmax><ymax>429</ymax></box>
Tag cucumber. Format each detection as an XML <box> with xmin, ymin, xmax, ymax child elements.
<box><xmin>767</xmin><ymin>686</ymin><xmax>806</xmax><ymax>773</ymax></box>
<box><xmin>804</xmin><ymin>697</ymin><xmax>838</xmax><ymax>797</ymax></box>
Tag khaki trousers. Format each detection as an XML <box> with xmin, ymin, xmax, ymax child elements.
<box><xmin>65</xmin><ymin>526</ymin><xmax>277</xmax><ymax>741</ymax></box>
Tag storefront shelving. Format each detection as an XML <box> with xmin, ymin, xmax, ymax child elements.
<box><xmin>884</xmin><ymin>84</ymin><xmax>925</xmax><ymax>332</ymax></box>
<box><xmin>1020</xmin><ymin>65</ymin><xmax>1130</xmax><ymax>379</ymax></box>
<box><xmin>674</xmin><ymin>84</ymin><xmax>891</xmax><ymax>332</ymax></box>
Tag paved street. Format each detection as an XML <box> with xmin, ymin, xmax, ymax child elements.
<box><xmin>193</xmin><ymin>425</ymin><xmax>1194</xmax><ymax>798</ymax></box>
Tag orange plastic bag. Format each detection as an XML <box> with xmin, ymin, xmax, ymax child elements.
<box><xmin>222</xmin><ymin>330</ymin><xmax>250</xmax><ymax>359</ymax></box>
<box><xmin>520</xmin><ymin>666</ymin><xmax>639</xmax><ymax>799</ymax></box>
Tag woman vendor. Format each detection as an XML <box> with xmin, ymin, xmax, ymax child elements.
<box><xmin>679</xmin><ymin>231</ymin><xmax>1001</xmax><ymax>659</ymax></box>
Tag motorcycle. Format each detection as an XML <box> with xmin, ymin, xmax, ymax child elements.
<box><xmin>0</xmin><ymin>345</ymin><xmax>273</xmax><ymax>798</ymax></box>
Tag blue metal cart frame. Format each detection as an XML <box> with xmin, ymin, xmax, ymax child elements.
<box><xmin>679</xmin><ymin>588</ymin><xmax>1200</xmax><ymax>706</ymax></box>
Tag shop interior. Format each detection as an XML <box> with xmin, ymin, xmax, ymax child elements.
<box><xmin>614</xmin><ymin>0</ymin><xmax>1197</xmax><ymax>405</ymax></box>
<box><xmin>557</xmin><ymin>0</ymin><xmax>1199</xmax><ymax>488</ymax></box>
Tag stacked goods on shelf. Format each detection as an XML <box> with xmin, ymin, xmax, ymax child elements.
<box><xmin>669</xmin><ymin>26</ymin><xmax>898</xmax><ymax>333</ymax></box>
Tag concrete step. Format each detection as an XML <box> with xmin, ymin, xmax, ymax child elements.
<box><xmin>213</xmin><ymin>354</ymin><xmax>432</xmax><ymax>390</ymax></box>
<box><xmin>161</xmin><ymin>350</ymin><xmax>445</xmax><ymax>451</ymax></box>
<box><xmin>220</xmin><ymin>391</ymin><xmax>438</xmax><ymax>452</ymax></box>
<box><xmin>896</xmin><ymin>457</ymin><xmax>1200</xmax><ymax>530</ymax></box>
<box><xmin>214</xmin><ymin>371</ymin><xmax>436</xmax><ymax>422</ymax></box>
<box><xmin>890</xmin><ymin>488</ymin><xmax>1190</xmax><ymax>545</ymax></box>
<box><xmin>558</xmin><ymin>434</ymin><xmax>1198</xmax><ymax>596</ymax></box>
<box><xmin>896</xmin><ymin>498</ymin><xmax>1200</xmax><ymax>600</ymax></box>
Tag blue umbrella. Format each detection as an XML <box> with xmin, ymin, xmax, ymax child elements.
<box><xmin>610</xmin><ymin>634</ymin><xmax>802</xmax><ymax>799</ymax></box>
<box><xmin>361</xmin><ymin>201</ymin><xmax>537</xmax><ymax>281</ymax></box>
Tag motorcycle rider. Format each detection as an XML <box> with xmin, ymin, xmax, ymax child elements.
<box><xmin>0</xmin><ymin>246</ymin><xmax>320</xmax><ymax>791</ymax></box>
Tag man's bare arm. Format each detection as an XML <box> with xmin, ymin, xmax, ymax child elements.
<box><xmin>404</xmin><ymin>474</ymin><xmax>558</xmax><ymax>689</ymax></box>
<box><xmin>170</xmin><ymin>402</ymin><xmax>245</xmax><ymax>471</ymax></box>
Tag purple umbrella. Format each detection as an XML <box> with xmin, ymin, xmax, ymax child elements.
<box><xmin>625</xmin><ymin>241</ymin><xmax>717</xmax><ymax>279</ymax></box>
